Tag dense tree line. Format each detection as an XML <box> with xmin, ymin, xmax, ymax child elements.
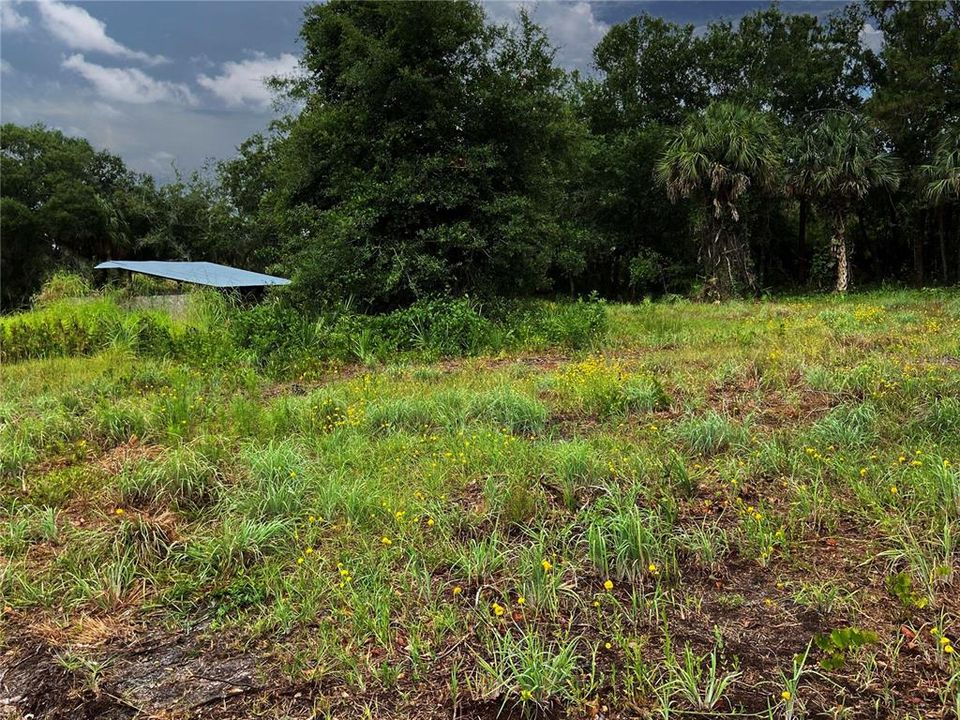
<box><xmin>2</xmin><ymin>0</ymin><xmax>958</xmax><ymax>309</ymax></box>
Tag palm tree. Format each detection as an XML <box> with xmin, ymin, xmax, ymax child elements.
<box><xmin>787</xmin><ymin>113</ymin><xmax>899</xmax><ymax>293</ymax></box>
<box><xmin>921</xmin><ymin>127</ymin><xmax>960</xmax><ymax>282</ymax></box>
<box><xmin>657</xmin><ymin>102</ymin><xmax>781</xmax><ymax>300</ymax></box>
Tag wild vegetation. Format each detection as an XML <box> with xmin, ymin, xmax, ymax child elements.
<box><xmin>1</xmin><ymin>285</ymin><xmax>958</xmax><ymax>718</ymax></box>
<box><xmin>2</xmin><ymin>1</ymin><xmax>959</xmax><ymax>310</ymax></box>
<box><xmin>2</xmin><ymin>0</ymin><xmax>959</xmax><ymax>718</ymax></box>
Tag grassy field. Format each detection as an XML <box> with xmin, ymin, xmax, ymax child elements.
<box><xmin>2</xmin><ymin>290</ymin><xmax>959</xmax><ymax>719</ymax></box>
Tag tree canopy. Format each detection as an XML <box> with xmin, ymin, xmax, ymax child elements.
<box><xmin>2</xmin><ymin>0</ymin><xmax>958</xmax><ymax>310</ymax></box>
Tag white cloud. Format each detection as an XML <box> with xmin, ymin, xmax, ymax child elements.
<box><xmin>37</xmin><ymin>0</ymin><xmax>167</xmax><ymax>65</ymax></box>
<box><xmin>859</xmin><ymin>22</ymin><xmax>884</xmax><ymax>54</ymax></box>
<box><xmin>1</xmin><ymin>2</ymin><xmax>30</xmax><ymax>32</ymax></box>
<box><xmin>0</xmin><ymin>59</ymin><xmax>13</xmax><ymax>75</ymax></box>
<box><xmin>62</xmin><ymin>54</ymin><xmax>196</xmax><ymax>105</ymax></box>
<box><xmin>197</xmin><ymin>52</ymin><xmax>298</xmax><ymax>109</ymax></box>
<box><xmin>483</xmin><ymin>1</ymin><xmax>608</xmax><ymax>72</ymax></box>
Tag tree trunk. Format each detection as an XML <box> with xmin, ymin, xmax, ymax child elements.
<box><xmin>702</xmin><ymin>217</ymin><xmax>756</xmax><ymax>301</ymax></box>
<box><xmin>832</xmin><ymin>217</ymin><xmax>850</xmax><ymax>294</ymax></box>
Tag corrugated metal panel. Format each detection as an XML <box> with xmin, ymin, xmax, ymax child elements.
<box><xmin>95</xmin><ymin>261</ymin><xmax>291</xmax><ymax>288</ymax></box>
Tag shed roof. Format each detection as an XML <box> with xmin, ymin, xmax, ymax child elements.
<box><xmin>95</xmin><ymin>261</ymin><xmax>291</xmax><ymax>288</ymax></box>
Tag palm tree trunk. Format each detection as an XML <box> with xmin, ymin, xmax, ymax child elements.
<box><xmin>703</xmin><ymin>222</ymin><xmax>756</xmax><ymax>301</ymax></box>
<box><xmin>832</xmin><ymin>216</ymin><xmax>850</xmax><ymax>293</ymax></box>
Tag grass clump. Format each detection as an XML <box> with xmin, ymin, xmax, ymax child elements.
<box><xmin>674</xmin><ymin>411</ymin><xmax>748</xmax><ymax>456</ymax></box>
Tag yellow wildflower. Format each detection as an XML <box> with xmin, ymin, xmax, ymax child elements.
<box><xmin>604</xmin><ymin>579</ymin><xmax>614</xmax><ymax>591</ymax></box>
<box><xmin>492</xmin><ymin>602</ymin><xmax>505</xmax><ymax>617</ymax></box>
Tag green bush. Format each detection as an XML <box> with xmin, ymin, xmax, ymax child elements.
<box><xmin>0</xmin><ymin>299</ymin><xmax>120</xmax><ymax>362</ymax></box>
<box><xmin>32</xmin><ymin>272</ymin><xmax>94</xmax><ymax>307</ymax></box>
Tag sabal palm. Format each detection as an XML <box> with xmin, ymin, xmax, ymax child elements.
<box><xmin>922</xmin><ymin>127</ymin><xmax>960</xmax><ymax>204</ymax></box>
<box><xmin>921</xmin><ymin>127</ymin><xmax>960</xmax><ymax>282</ymax></box>
<box><xmin>787</xmin><ymin>113</ymin><xmax>898</xmax><ymax>293</ymax></box>
<box><xmin>657</xmin><ymin>102</ymin><xmax>781</xmax><ymax>300</ymax></box>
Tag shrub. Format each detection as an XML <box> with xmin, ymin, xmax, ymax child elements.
<box><xmin>32</xmin><ymin>272</ymin><xmax>94</xmax><ymax>307</ymax></box>
<box><xmin>0</xmin><ymin>299</ymin><xmax>120</xmax><ymax>362</ymax></box>
<box><xmin>371</xmin><ymin>297</ymin><xmax>494</xmax><ymax>358</ymax></box>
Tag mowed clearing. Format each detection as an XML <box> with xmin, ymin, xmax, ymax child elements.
<box><xmin>2</xmin><ymin>291</ymin><xmax>959</xmax><ymax>719</ymax></box>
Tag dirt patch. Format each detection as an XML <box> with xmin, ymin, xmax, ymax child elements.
<box><xmin>1</xmin><ymin>621</ymin><xmax>266</xmax><ymax>720</ymax></box>
<box><xmin>95</xmin><ymin>439</ymin><xmax>166</xmax><ymax>475</ymax></box>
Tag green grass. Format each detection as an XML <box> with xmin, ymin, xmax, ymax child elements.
<box><xmin>1</xmin><ymin>290</ymin><xmax>959</xmax><ymax>718</ymax></box>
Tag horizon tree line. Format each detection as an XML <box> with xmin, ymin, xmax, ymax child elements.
<box><xmin>2</xmin><ymin>0</ymin><xmax>958</xmax><ymax>309</ymax></box>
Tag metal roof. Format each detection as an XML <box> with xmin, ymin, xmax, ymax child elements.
<box><xmin>95</xmin><ymin>261</ymin><xmax>291</xmax><ymax>288</ymax></box>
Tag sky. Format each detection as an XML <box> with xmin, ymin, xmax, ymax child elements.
<box><xmin>1</xmin><ymin>1</ymin><xmax>870</xmax><ymax>183</ymax></box>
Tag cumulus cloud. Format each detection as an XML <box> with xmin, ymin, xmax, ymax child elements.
<box><xmin>37</xmin><ymin>0</ymin><xmax>167</xmax><ymax>65</ymax></box>
<box><xmin>859</xmin><ymin>22</ymin><xmax>884</xmax><ymax>54</ymax></box>
<box><xmin>62</xmin><ymin>54</ymin><xmax>196</xmax><ymax>105</ymax></box>
<box><xmin>1</xmin><ymin>2</ymin><xmax>30</xmax><ymax>32</ymax></box>
<box><xmin>197</xmin><ymin>52</ymin><xmax>299</xmax><ymax>109</ymax></box>
<box><xmin>483</xmin><ymin>0</ymin><xmax>608</xmax><ymax>72</ymax></box>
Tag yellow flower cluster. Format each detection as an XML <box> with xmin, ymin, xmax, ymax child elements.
<box><xmin>932</xmin><ymin>627</ymin><xmax>955</xmax><ymax>655</ymax></box>
<box><xmin>852</xmin><ymin>305</ymin><xmax>885</xmax><ymax>324</ymax></box>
